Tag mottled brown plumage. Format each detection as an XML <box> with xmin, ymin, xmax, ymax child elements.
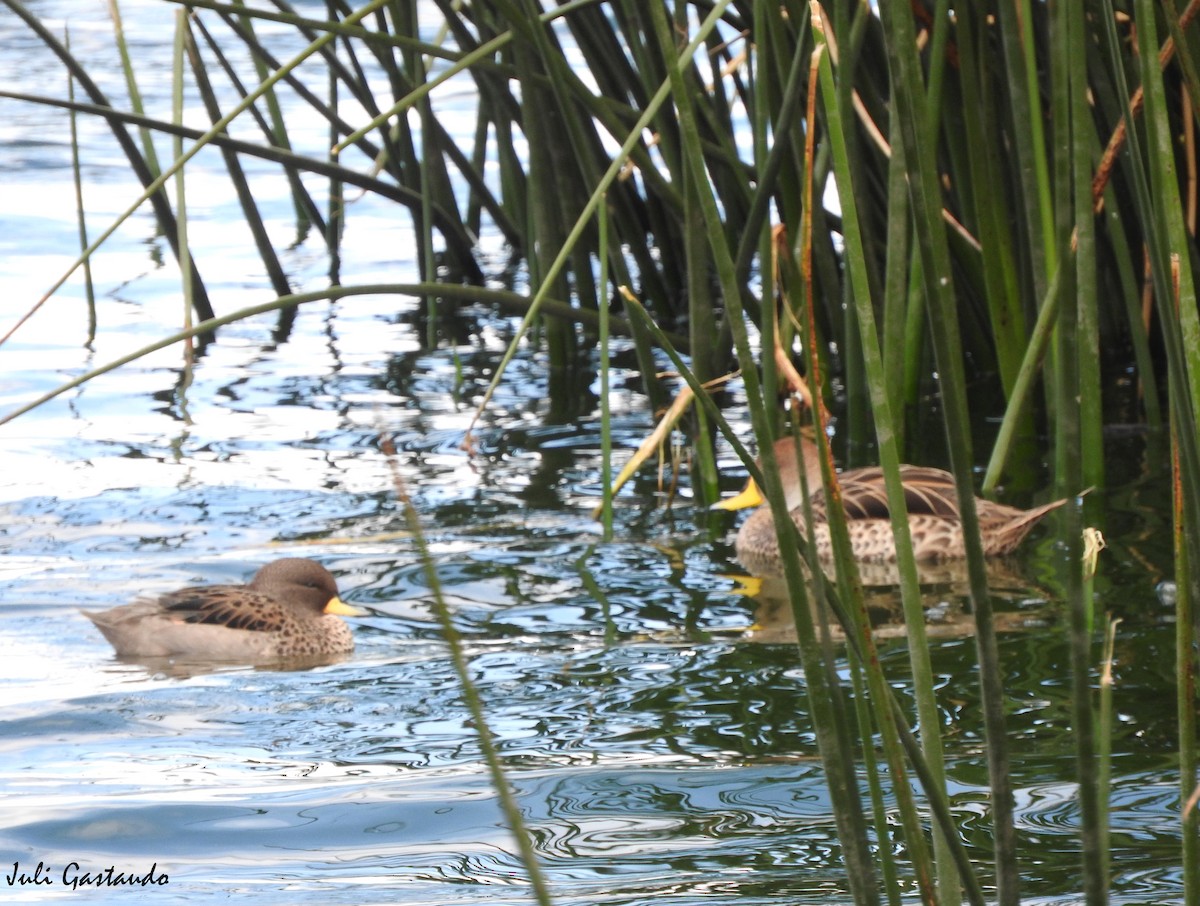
<box><xmin>716</xmin><ymin>436</ymin><xmax>1068</xmax><ymax>575</ymax></box>
<box><xmin>83</xmin><ymin>558</ymin><xmax>358</xmax><ymax>662</ymax></box>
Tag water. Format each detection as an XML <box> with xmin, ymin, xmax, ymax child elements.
<box><xmin>0</xmin><ymin>3</ymin><xmax>1190</xmax><ymax>903</ymax></box>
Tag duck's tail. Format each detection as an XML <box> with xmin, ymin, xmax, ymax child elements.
<box><xmin>984</xmin><ymin>497</ymin><xmax>1072</xmax><ymax>555</ymax></box>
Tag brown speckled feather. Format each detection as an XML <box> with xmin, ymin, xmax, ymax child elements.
<box><xmin>727</xmin><ymin>436</ymin><xmax>1070</xmax><ymax>575</ymax></box>
<box><xmin>163</xmin><ymin>587</ymin><xmax>295</xmax><ymax>633</ymax></box>
<box><xmin>812</xmin><ymin>465</ymin><xmax>962</xmax><ymax>522</ymax></box>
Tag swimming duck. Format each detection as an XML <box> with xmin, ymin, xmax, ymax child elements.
<box><xmin>715</xmin><ymin>436</ymin><xmax>1067</xmax><ymax>575</ymax></box>
<box><xmin>83</xmin><ymin>558</ymin><xmax>359</xmax><ymax>662</ymax></box>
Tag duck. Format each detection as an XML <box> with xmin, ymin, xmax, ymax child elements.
<box><xmin>82</xmin><ymin>558</ymin><xmax>360</xmax><ymax>662</ymax></box>
<box><xmin>714</xmin><ymin>436</ymin><xmax>1068</xmax><ymax>575</ymax></box>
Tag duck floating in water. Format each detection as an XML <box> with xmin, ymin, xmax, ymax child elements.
<box><xmin>714</xmin><ymin>436</ymin><xmax>1068</xmax><ymax>576</ymax></box>
<box><xmin>83</xmin><ymin>558</ymin><xmax>359</xmax><ymax>663</ymax></box>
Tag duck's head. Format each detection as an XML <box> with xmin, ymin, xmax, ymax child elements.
<box><xmin>249</xmin><ymin>559</ymin><xmax>363</xmax><ymax>617</ymax></box>
<box><xmin>712</xmin><ymin>436</ymin><xmax>824</xmax><ymax>514</ymax></box>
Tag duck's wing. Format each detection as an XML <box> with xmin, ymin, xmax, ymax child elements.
<box><xmin>815</xmin><ymin>465</ymin><xmax>962</xmax><ymax>521</ymax></box>
<box><xmin>161</xmin><ymin>586</ymin><xmax>286</xmax><ymax>633</ymax></box>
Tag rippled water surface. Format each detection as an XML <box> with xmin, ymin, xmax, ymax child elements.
<box><xmin>0</xmin><ymin>3</ymin><xmax>1190</xmax><ymax>904</ymax></box>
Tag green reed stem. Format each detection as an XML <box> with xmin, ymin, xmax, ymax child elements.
<box><xmin>998</xmin><ymin>0</ymin><xmax>1054</xmax><ymax>297</ymax></box>
<box><xmin>1062</xmin><ymin>6</ymin><xmax>1103</xmax><ymax>891</ymax></box>
<box><xmin>954</xmin><ymin>6</ymin><xmax>1027</xmax><ymax>420</ymax></box>
<box><xmin>879</xmin><ymin>0</ymin><xmax>1019</xmax><ymax>900</ymax></box>
<box><xmin>1070</xmin><ymin>43</ymin><xmax>1104</xmax><ymax>502</ymax></box>
<box><xmin>1119</xmin><ymin>6</ymin><xmax>1200</xmax><ymax>896</ymax></box>
<box><xmin>848</xmin><ymin>658</ymin><xmax>902</xmax><ymax>906</ymax></box>
<box><xmin>234</xmin><ymin>0</ymin><xmax>309</xmax><ymax>234</ymax></box>
<box><xmin>982</xmin><ymin>250</ymin><xmax>1067</xmax><ymax>496</ymax></box>
<box><xmin>172</xmin><ymin>10</ymin><xmax>196</xmax><ymax>406</ymax></box>
<box><xmin>326</xmin><ymin>6</ymin><xmax>343</xmax><ymax>283</ymax></box>
<box><xmin>880</xmin><ymin>105</ymin><xmax>911</xmax><ymax>449</ymax></box>
<box><xmin>810</xmin><ymin>14</ymin><xmax>953</xmax><ymax>900</ymax></box>
<box><xmin>684</xmin><ymin>144</ymin><xmax>720</xmax><ymax>502</ymax></box>
<box><xmin>108</xmin><ymin>0</ymin><xmax>162</xmax><ymax>178</ymax></box>
<box><xmin>381</xmin><ymin>438</ymin><xmax>555</xmax><ymax>906</ymax></box>
<box><xmin>1102</xmin><ymin>189</ymin><xmax>1162</xmax><ymax>430</ymax></box>
<box><xmin>65</xmin><ymin>28</ymin><xmax>96</xmax><ymax>347</ymax></box>
<box><xmin>598</xmin><ymin>193</ymin><xmax>613</xmax><ymax>541</ymax></box>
